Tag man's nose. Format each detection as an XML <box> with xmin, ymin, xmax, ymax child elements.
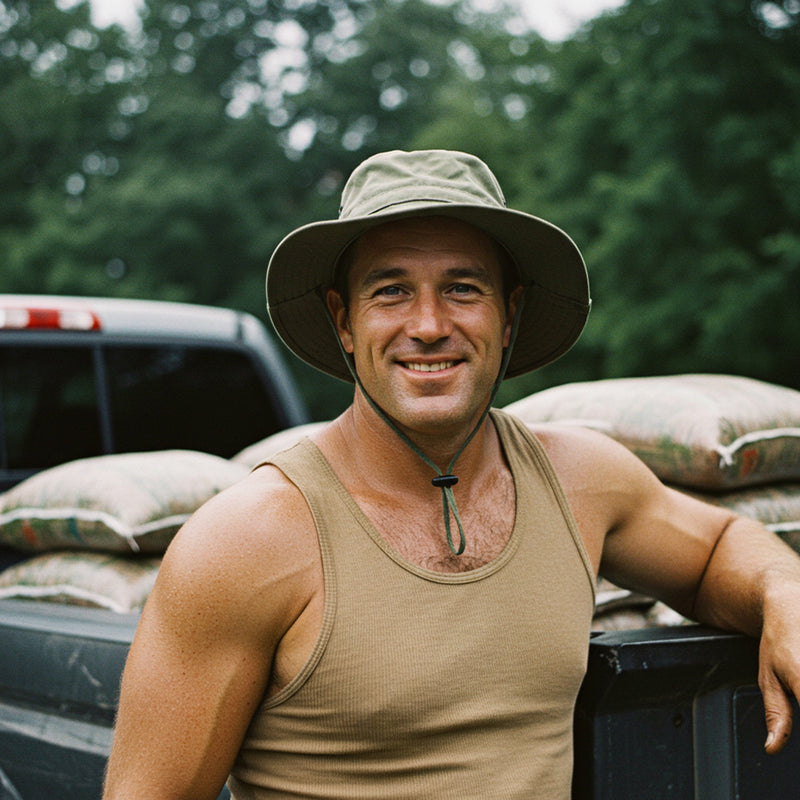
<box><xmin>404</xmin><ymin>292</ymin><xmax>453</xmax><ymax>343</ymax></box>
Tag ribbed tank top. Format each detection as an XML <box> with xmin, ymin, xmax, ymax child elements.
<box><xmin>228</xmin><ymin>410</ymin><xmax>595</xmax><ymax>799</ymax></box>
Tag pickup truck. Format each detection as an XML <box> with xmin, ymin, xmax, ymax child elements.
<box><xmin>0</xmin><ymin>295</ymin><xmax>309</xmax><ymax>799</ymax></box>
<box><xmin>0</xmin><ymin>296</ymin><xmax>798</xmax><ymax>799</ymax></box>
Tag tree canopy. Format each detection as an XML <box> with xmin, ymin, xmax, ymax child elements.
<box><xmin>2</xmin><ymin>0</ymin><xmax>798</xmax><ymax>418</ymax></box>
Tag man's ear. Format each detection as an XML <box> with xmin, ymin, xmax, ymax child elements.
<box><xmin>503</xmin><ymin>285</ymin><xmax>524</xmax><ymax>348</ymax></box>
<box><xmin>326</xmin><ymin>289</ymin><xmax>354</xmax><ymax>354</ymax></box>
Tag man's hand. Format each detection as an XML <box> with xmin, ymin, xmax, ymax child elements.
<box><xmin>758</xmin><ymin>576</ymin><xmax>800</xmax><ymax>753</ymax></box>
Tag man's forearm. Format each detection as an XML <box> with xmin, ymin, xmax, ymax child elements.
<box><xmin>694</xmin><ymin>515</ymin><xmax>800</xmax><ymax>754</ymax></box>
<box><xmin>692</xmin><ymin>515</ymin><xmax>800</xmax><ymax>636</ymax></box>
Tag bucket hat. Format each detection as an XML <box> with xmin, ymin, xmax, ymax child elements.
<box><xmin>267</xmin><ymin>149</ymin><xmax>591</xmax><ymax>382</ymax></box>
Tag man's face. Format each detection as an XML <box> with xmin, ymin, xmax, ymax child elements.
<box><xmin>327</xmin><ymin>216</ymin><xmax>521</xmax><ymax>439</ymax></box>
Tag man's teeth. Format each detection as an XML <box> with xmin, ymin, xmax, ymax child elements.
<box><xmin>404</xmin><ymin>361</ymin><xmax>455</xmax><ymax>372</ymax></box>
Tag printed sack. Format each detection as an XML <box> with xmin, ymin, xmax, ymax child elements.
<box><xmin>681</xmin><ymin>483</ymin><xmax>800</xmax><ymax>553</ymax></box>
<box><xmin>506</xmin><ymin>374</ymin><xmax>800</xmax><ymax>489</ymax></box>
<box><xmin>0</xmin><ymin>450</ymin><xmax>248</xmax><ymax>553</ymax></box>
<box><xmin>0</xmin><ymin>551</ymin><xmax>160</xmax><ymax>613</ymax></box>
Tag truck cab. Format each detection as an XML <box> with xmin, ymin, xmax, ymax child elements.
<box><xmin>0</xmin><ymin>295</ymin><xmax>308</xmax><ymax>492</ymax></box>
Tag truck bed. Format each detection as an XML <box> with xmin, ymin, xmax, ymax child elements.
<box><xmin>574</xmin><ymin>626</ymin><xmax>800</xmax><ymax>799</ymax></box>
<box><xmin>1</xmin><ymin>596</ymin><xmax>798</xmax><ymax>799</ymax></box>
<box><xmin>0</xmin><ymin>599</ymin><xmax>134</xmax><ymax>798</ymax></box>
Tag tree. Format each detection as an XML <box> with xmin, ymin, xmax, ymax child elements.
<box><xmin>3</xmin><ymin>0</ymin><xmax>798</xmax><ymax>418</ymax></box>
<box><xmin>496</xmin><ymin>0</ymin><xmax>800</xmax><ymax>401</ymax></box>
<box><xmin>0</xmin><ymin>0</ymin><xmax>351</xmax><ymax>306</ymax></box>
<box><xmin>2</xmin><ymin>0</ymin><xmax>538</xmax><ymax>417</ymax></box>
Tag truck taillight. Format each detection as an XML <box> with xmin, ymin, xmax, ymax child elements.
<box><xmin>0</xmin><ymin>307</ymin><xmax>101</xmax><ymax>331</ymax></box>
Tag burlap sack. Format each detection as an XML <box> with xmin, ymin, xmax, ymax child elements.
<box><xmin>594</xmin><ymin>577</ymin><xmax>654</xmax><ymax>616</ymax></box>
<box><xmin>592</xmin><ymin>577</ymin><xmax>691</xmax><ymax>631</ymax></box>
<box><xmin>681</xmin><ymin>483</ymin><xmax>800</xmax><ymax>554</ymax></box>
<box><xmin>592</xmin><ymin>607</ymin><xmax>652</xmax><ymax>631</ymax></box>
<box><xmin>593</xmin><ymin>576</ymin><xmax>648</xmax><ymax>631</ymax></box>
<box><xmin>0</xmin><ymin>551</ymin><xmax>161</xmax><ymax>613</ymax></box>
<box><xmin>682</xmin><ymin>483</ymin><xmax>800</xmax><ymax>530</ymax></box>
<box><xmin>232</xmin><ymin>422</ymin><xmax>329</xmax><ymax>469</ymax></box>
<box><xmin>0</xmin><ymin>451</ymin><xmax>248</xmax><ymax>553</ymax></box>
<box><xmin>505</xmin><ymin>374</ymin><xmax>800</xmax><ymax>490</ymax></box>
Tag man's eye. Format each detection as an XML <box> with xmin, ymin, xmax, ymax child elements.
<box><xmin>450</xmin><ymin>283</ymin><xmax>478</xmax><ymax>295</ymax></box>
<box><xmin>375</xmin><ymin>285</ymin><xmax>403</xmax><ymax>297</ymax></box>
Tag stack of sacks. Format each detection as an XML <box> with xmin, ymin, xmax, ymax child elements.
<box><xmin>0</xmin><ymin>451</ymin><xmax>248</xmax><ymax>613</ymax></box>
<box><xmin>504</xmin><ymin>374</ymin><xmax>800</xmax><ymax>631</ymax></box>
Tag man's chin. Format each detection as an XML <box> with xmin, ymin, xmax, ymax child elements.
<box><xmin>393</xmin><ymin>401</ymin><xmax>486</xmax><ymax>438</ymax></box>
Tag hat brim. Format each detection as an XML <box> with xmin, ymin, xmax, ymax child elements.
<box><xmin>267</xmin><ymin>203</ymin><xmax>590</xmax><ymax>383</ymax></box>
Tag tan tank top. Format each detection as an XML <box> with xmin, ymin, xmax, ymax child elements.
<box><xmin>228</xmin><ymin>410</ymin><xmax>595</xmax><ymax>799</ymax></box>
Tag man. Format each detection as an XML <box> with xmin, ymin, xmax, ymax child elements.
<box><xmin>103</xmin><ymin>150</ymin><xmax>800</xmax><ymax>799</ymax></box>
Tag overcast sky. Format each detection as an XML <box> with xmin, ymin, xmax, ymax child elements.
<box><xmin>86</xmin><ymin>0</ymin><xmax>627</xmax><ymax>40</ymax></box>
<box><xmin>517</xmin><ymin>0</ymin><xmax>626</xmax><ymax>38</ymax></box>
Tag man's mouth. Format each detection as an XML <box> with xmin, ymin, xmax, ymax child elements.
<box><xmin>402</xmin><ymin>360</ymin><xmax>457</xmax><ymax>373</ymax></box>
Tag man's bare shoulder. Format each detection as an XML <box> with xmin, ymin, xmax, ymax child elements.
<box><xmin>519</xmin><ymin>421</ymin><xmax>668</xmax><ymax>570</ymax></box>
<box><xmin>106</xmin><ymin>464</ymin><xmax>322</xmax><ymax>799</ymax></box>
<box><xmin>171</xmin><ymin>463</ymin><xmax>314</xmax><ymax>558</ymax></box>
<box><xmin>522</xmin><ymin>420</ymin><xmax>644</xmax><ymax>471</ymax></box>
<box><xmin>148</xmin><ymin>463</ymin><xmax>320</xmax><ymax>638</ymax></box>
<box><xmin>522</xmin><ymin>420</ymin><xmax>670</xmax><ymax>508</ymax></box>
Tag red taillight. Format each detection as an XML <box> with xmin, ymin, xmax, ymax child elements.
<box><xmin>0</xmin><ymin>306</ymin><xmax>101</xmax><ymax>331</ymax></box>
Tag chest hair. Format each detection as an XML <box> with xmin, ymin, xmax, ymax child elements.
<box><xmin>355</xmin><ymin>467</ymin><xmax>516</xmax><ymax>573</ymax></box>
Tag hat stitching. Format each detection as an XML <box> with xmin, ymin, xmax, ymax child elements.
<box><xmin>361</xmin><ymin>197</ymin><xmax>475</xmax><ymax>216</ymax></box>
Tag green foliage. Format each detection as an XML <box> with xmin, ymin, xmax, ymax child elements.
<box><xmin>1</xmin><ymin>0</ymin><xmax>798</xmax><ymax>417</ymax></box>
<box><xmin>499</xmin><ymin>0</ymin><xmax>800</xmax><ymax>398</ymax></box>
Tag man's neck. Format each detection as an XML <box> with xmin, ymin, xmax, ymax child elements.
<box><xmin>314</xmin><ymin>399</ymin><xmax>514</xmax><ymax>572</ymax></box>
<box><xmin>320</xmin><ymin>396</ymin><xmax>497</xmax><ymax>496</ymax></box>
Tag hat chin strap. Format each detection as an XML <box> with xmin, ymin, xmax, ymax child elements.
<box><xmin>324</xmin><ymin>292</ymin><xmax>525</xmax><ymax>557</ymax></box>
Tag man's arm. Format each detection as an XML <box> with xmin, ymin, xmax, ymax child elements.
<box><xmin>536</xmin><ymin>424</ymin><xmax>800</xmax><ymax>754</ymax></box>
<box><xmin>102</xmin><ymin>467</ymin><xmax>322</xmax><ymax>800</ymax></box>
<box><xmin>691</xmin><ymin>514</ymin><xmax>800</xmax><ymax>753</ymax></box>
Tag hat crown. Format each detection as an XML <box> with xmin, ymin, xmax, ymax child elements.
<box><xmin>339</xmin><ymin>149</ymin><xmax>508</xmax><ymax>219</ymax></box>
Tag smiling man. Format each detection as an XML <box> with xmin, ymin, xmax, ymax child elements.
<box><xmin>327</xmin><ymin>216</ymin><xmax>521</xmax><ymax>443</ymax></box>
<box><xmin>103</xmin><ymin>150</ymin><xmax>800</xmax><ymax>800</ymax></box>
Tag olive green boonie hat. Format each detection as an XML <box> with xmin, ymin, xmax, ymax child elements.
<box><xmin>266</xmin><ymin>149</ymin><xmax>591</xmax><ymax>382</ymax></box>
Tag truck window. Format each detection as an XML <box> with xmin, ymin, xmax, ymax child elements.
<box><xmin>105</xmin><ymin>344</ymin><xmax>280</xmax><ymax>458</ymax></box>
<box><xmin>0</xmin><ymin>346</ymin><xmax>102</xmax><ymax>470</ymax></box>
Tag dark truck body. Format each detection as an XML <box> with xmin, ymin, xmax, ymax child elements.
<box><xmin>574</xmin><ymin>627</ymin><xmax>800</xmax><ymax>799</ymax></box>
<box><xmin>0</xmin><ymin>601</ymin><xmax>133</xmax><ymax>799</ymax></box>
<box><xmin>1</xmin><ymin>297</ymin><xmax>798</xmax><ymax>798</ymax></box>
<box><xmin>1</xmin><ymin>604</ymin><xmax>798</xmax><ymax>800</ymax></box>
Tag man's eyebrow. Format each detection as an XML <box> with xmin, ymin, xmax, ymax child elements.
<box><xmin>359</xmin><ymin>267</ymin><xmax>407</xmax><ymax>290</ymax></box>
<box><xmin>443</xmin><ymin>265</ymin><xmax>495</xmax><ymax>284</ymax></box>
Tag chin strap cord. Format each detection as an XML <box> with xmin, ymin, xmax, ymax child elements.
<box><xmin>324</xmin><ymin>291</ymin><xmax>525</xmax><ymax>556</ymax></box>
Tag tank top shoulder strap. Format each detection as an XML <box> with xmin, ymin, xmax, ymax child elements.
<box><xmin>490</xmin><ymin>408</ymin><xmax>596</xmax><ymax>596</ymax></box>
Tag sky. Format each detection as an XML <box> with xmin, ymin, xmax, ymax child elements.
<box><xmin>87</xmin><ymin>0</ymin><xmax>627</xmax><ymax>41</ymax></box>
<box><xmin>512</xmin><ymin>0</ymin><xmax>626</xmax><ymax>39</ymax></box>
